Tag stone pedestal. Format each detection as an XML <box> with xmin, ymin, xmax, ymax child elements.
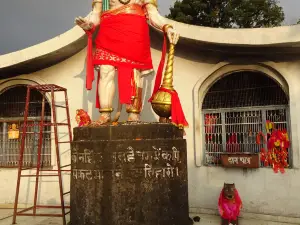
<box><xmin>70</xmin><ymin>122</ymin><xmax>189</xmax><ymax>225</ymax></box>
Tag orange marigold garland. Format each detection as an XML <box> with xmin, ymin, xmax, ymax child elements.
<box><xmin>258</xmin><ymin>129</ymin><xmax>290</xmax><ymax>174</ymax></box>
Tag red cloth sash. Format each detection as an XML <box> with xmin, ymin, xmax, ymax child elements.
<box><xmin>85</xmin><ymin>25</ymin><xmax>96</xmax><ymax>90</ymax></box>
<box><xmin>95</xmin><ymin>14</ymin><xmax>153</xmax><ymax>67</ymax></box>
<box><xmin>160</xmin><ymin>88</ymin><xmax>188</xmax><ymax>128</ymax></box>
<box><xmin>148</xmin><ymin>33</ymin><xmax>167</xmax><ymax>102</ymax></box>
<box><xmin>85</xmin><ymin>10</ymin><xmax>153</xmax><ymax>108</ymax></box>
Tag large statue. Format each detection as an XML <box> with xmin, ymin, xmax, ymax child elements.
<box><xmin>75</xmin><ymin>0</ymin><xmax>180</xmax><ymax>125</ymax></box>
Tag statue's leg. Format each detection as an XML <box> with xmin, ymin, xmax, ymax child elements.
<box><xmin>126</xmin><ymin>69</ymin><xmax>143</xmax><ymax>121</ymax></box>
<box><xmin>96</xmin><ymin>65</ymin><xmax>116</xmax><ymax>124</ymax></box>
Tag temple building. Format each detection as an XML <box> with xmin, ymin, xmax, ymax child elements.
<box><xmin>1</xmin><ymin>18</ymin><xmax>300</xmax><ymax>224</ymax></box>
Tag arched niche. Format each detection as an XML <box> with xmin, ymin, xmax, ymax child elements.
<box><xmin>193</xmin><ymin>64</ymin><xmax>290</xmax><ymax>167</ymax></box>
<box><xmin>201</xmin><ymin>71</ymin><xmax>289</xmax><ymax>166</ymax></box>
<box><xmin>0</xmin><ymin>85</ymin><xmax>51</xmax><ymax>168</ymax></box>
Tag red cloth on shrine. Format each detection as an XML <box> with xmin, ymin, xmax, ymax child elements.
<box><xmin>226</xmin><ymin>133</ymin><xmax>240</xmax><ymax>152</ymax></box>
<box><xmin>159</xmin><ymin>88</ymin><xmax>188</xmax><ymax>128</ymax></box>
<box><xmin>85</xmin><ymin>11</ymin><xmax>153</xmax><ymax>108</ymax></box>
<box><xmin>218</xmin><ymin>189</ymin><xmax>242</xmax><ymax>221</ymax></box>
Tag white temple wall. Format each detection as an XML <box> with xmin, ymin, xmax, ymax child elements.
<box><xmin>1</xmin><ymin>47</ymin><xmax>300</xmax><ymax>221</ymax></box>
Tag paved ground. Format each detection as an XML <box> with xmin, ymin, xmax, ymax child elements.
<box><xmin>0</xmin><ymin>209</ymin><xmax>70</xmax><ymax>225</ymax></box>
<box><xmin>0</xmin><ymin>209</ymin><xmax>298</xmax><ymax>225</ymax></box>
<box><xmin>191</xmin><ymin>214</ymin><xmax>300</xmax><ymax>225</ymax></box>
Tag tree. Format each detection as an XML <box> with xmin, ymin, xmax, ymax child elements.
<box><xmin>297</xmin><ymin>19</ymin><xmax>300</xmax><ymax>24</ymax></box>
<box><xmin>167</xmin><ymin>0</ymin><xmax>285</xmax><ymax>28</ymax></box>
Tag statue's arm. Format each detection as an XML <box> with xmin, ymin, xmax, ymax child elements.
<box><xmin>75</xmin><ymin>0</ymin><xmax>102</xmax><ymax>30</ymax></box>
<box><xmin>89</xmin><ymin>0</ymin><xmax>102</xmax><ymax>26</ymax></box>
<box><xmin>143</xmin><ymin>0</ymin><xmax>180</xmax><ymax>44</ymax></box>
<box><xmin>143</xmin><ymin>0</ymin><xmax>165</xmax><ymax>31</ymax></box>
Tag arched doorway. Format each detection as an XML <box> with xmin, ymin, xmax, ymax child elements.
<box><xmin>0</xmin><ymin>85</ymin><xmax>51</xmax><ymax>167</ymax></box>
<box><xmin>202</xmin><ymin>71</ymin><xmax>289</xmax><ymax>166</ymax></box>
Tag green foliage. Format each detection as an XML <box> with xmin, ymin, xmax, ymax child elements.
<box><xmin>167</xmin><ymin>0</ymin><xmax>285</xmax><ymax>28</ymax></box>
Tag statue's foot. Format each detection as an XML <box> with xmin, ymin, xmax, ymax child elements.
<box><xmin>90</xmin><ymin>113</ymin><xmax>111</xmax><ymax>126</ymax></box>
<box><xmin>127</xmin><ymin>113</ymin><xmax>140</xmax><ymax>122</ymax></box>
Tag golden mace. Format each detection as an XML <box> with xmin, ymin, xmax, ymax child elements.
<box><xmin>151</xmin><ymin>36</ymin><xmax>176</xmax><ymax>123</ymax></box>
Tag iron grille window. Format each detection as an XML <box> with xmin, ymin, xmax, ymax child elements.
<box><xmin>0</xmin><ymin>86</ymin><xmax>51</xmax><ymax>167</ymax></box>
<box><xmin>202</xmin><ymin>72</ymin><xmax>290</xmax><ymax>166</ymax></box>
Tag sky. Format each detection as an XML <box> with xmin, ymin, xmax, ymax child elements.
<box><xmin>0</xmin><ymin>0</ymin><xmax>298</xmax><ymax>55</ymax></box>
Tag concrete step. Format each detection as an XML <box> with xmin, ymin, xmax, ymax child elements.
<box><xmin>190</xmin><ymin>213</ymin><xmax>300</xmax><ymax>225</ymax></box>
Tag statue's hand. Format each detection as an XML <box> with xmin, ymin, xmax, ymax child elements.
<box><xmin>75</xmin><ymin>16</ymin><xmax>93</xmax><ymax>31</ymax></box>
<box><xmin>166</xmin><ymin>27</ymin><xmax>180</xmax><ymax>45</ymax></box>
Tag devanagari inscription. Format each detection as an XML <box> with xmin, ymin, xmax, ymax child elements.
<box><xmin>72</xmin><ymin>169</ymin><xmax>103</xmax><ymax>180</ymax></box>
<box><xmin>239</xmin><ymin>157</ymin><xmax>251</xmax><ymax>164</ymax></box>
<box><xmin>112</xmin><ymin>146</ymin><xmax>181</xmax><ymax>164</ymax></box>
<box><xmin>228</xmin><ymin>156</ymin><xmax>251</xmax><ymax>165</ymax></box>
<box><xmin>228</xmin><ymin>157</ymin><xmax>239</xmax><ymax>164</ymax></box>
<box><xmin>144</xmin><ymin>163</ymin><xmax>179</xmax><ymax>179</ymax></box>
<box><xmin>72</xmin><ymin>149</ymin><xmax>93</xmax><ymax>164</ymax></box>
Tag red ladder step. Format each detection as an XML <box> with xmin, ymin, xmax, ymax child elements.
<box><xmin>12</xmin><ymin>84</ymin><xmax>72</xmax><ymax>225</ymax></box>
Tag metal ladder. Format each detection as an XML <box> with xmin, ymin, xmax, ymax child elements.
<box><xmin>12</xmin><ymin>84</ymin><xmax>72</xmax><ymax>225</ymax></box>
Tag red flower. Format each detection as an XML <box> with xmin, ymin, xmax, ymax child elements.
<box><xmin>258</xmin><ymin>128</ymin><xmax>289</xmax><ymax>174</ymax></box>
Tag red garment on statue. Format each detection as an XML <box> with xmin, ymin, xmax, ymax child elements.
<box><xmin>85</xmin><ymin>9</ymin><xmax>153</xmax><ymax>108</ymax></box>
<box><xmin>84</xmin><ymin>5</ymin><xmax>188</xmax><ymax>128</ymax></box>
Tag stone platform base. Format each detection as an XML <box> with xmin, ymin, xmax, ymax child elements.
<box><xmin>70</xmin><ymin>122</ymin><xmax>189</xmax><ymax>225</ymax></box>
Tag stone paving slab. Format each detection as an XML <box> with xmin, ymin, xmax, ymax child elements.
<box><xmin>1</xmin><ymin>209</ymin><xmax>298</xmax><ymax>225</ymax></box>
<box><xmin>0</xmin><ymin>209</ymin><xmax>69</xmax><ymax>225</ymax></box>
<box><xmin>191</xmin><ymin>214</ymin><xmax>300</xmax><ymax>225</ymax></box>
<box><xmin>0</xmin><ymin>209</ymin><xmax>12</xmax><ymax>220</ymax></box>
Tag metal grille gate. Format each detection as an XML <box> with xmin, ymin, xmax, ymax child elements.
<box><xmin>0</xmin><ymin>86</ymin><xmax>51</xmax><ymax>167</ymax></box>
<box><xmin>202</xmin><ymin>72</ymin><xmax>290</xmax><ymax>166</ymax></box>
